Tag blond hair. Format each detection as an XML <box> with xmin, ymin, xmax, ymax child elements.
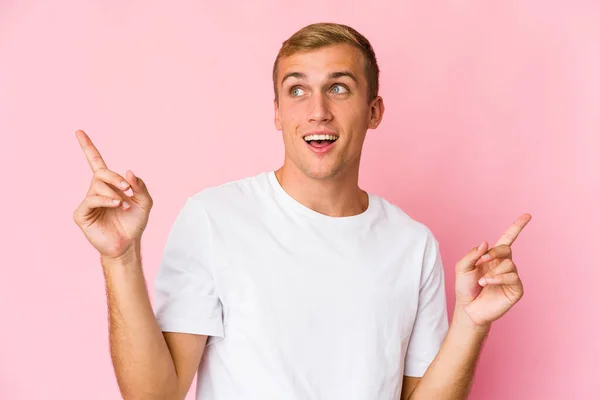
<box><xmin>272</xmin><ymin>22</ymin><xmax>380</xmax><ymax>103</ymax></box>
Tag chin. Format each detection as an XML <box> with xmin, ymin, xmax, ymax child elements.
<box><xmin>301</xmin><ymin>164</ymin><xmax>341</xmax><ymax>180</ymax></box>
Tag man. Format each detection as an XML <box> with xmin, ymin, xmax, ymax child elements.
<box><xmin>73</xmin><ymin>22</ymin><xmax>531</xmax><ymax>400</ymax></box>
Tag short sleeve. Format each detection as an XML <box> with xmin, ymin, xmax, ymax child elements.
<box><xmin>404</xmin><ymin>233</ymin><xmax>449</xmax><ymax>377</ymax></box>
<box><xmin>153</xmin><ymin>197</ymin><xmax>224</xmax><ymax>337</ymax></box>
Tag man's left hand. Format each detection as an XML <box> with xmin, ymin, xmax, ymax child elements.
<box><xmin>454</xmin><ymin>213</ymin><xmax>532</xmax><ymax>329</ymax></box>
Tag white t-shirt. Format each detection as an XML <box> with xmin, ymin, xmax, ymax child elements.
<box><xmin>153</xmin><ymin>170</ymin><xmax>449</xmax><ymax>400</ymax></box>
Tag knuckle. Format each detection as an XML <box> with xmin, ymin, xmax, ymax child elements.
<box><xmin>92</xmin><ymin>169</ymin><xmax>105</xmax><ymax>182</ymax></box>
<box><xmin>94</xmin><ymin>167</ymin><xmax>108</xmax><ymax>175</ymax></box>
<box><xmin>95</xmin><ymin>167</ymin><xmax>118</xmax><ymax>182</ymax></box>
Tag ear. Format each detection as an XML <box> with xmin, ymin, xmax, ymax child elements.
<box><xmin>274</xmin><ymin>99</ymin><xmax>282</xmax><ymax>131</ymax></box>
<box><xmin>367</xmin><ymin>96</ymin><xmax>385</xmax><ymax>129</ymax></box>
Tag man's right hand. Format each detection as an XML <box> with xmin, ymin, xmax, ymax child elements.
<box><xmin>73</xmin><ymin>130</ymin><xmax>153</xmax><ymax>261</ymax></box>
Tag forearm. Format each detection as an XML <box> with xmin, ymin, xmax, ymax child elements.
<box><xmin>408</xmin><ymin>308</ymin><xmax>490</xmax><ymax>400</ymax></box>
<box><xmin>102</xmin><ymin>245</ymin><xmax>178</xmax><ymax>400</ymax></box>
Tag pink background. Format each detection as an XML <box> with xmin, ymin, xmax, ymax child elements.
<box><xmin>1</xmin><ymin>1</ymin><xmax>598</xmax><ymax>399</ymax></box>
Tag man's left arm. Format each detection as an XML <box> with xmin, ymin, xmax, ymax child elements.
<box><xmin>400</xmin><ymin>308</ymin><xmax>490</xmax><ymax>399</ymax></box>
<box><xmin>402</xmin><ymin>213</ymin><xmax>531</xmax><ymax>400</ymax></box>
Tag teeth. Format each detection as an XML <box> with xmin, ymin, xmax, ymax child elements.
<box><xmin>304</xmin><ymin>134</ymin><xmax>339</xmax><ymax>142</ymax></box>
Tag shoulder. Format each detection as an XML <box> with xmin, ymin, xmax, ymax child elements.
<box><xmin>370</xmin><ymin>194</ymin><xmax>443</xmax><ymax>286</ymax></box>
<box><xmin>372</xmin><ymin>194</ymin><xmax>438</xmax><ymax>245</ymax></box>
<box><xmin>185</xmin><ymin>170</ymin><xmax>269</xmax><ymax>215</ymax></box>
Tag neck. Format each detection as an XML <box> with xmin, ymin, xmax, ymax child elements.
<box><xmin>274</xmin><ymin>163</ymin><xmax>368</xmax><ymax>218</ymax></box>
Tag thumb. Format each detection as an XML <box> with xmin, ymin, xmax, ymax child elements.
<box><xmin>456</xmin><ymin>241</ymin><xmax>489</xmax><ymax>274</ymax></box>
<box><xmin>125</xmin><ymin>170</ymin><xmax>153</xmax><ymax>209</ymax></box>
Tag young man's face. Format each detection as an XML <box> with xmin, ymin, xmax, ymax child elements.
<box><xmin>274</xmin><ymin>43</ymin><xmax>384</xmax><ymax>180</ymax></box>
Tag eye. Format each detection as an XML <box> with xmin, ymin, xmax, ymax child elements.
<box><xmin>330</xmin><ymin>84</ymin><xmax>349</xmax><ymax>94</ymax></box>
<box><xmin>290</xmin><ymin>86</ymin><xmax>305</xmax><ymax>97</ymax></box>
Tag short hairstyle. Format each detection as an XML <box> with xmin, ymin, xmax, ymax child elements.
<box><xmin>272</xmin><ymin>22</ymin><xmax>380</xmax><ymax>103</ymax></box>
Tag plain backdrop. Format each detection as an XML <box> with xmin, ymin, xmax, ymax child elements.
<box><xmin>1</xmin><ymin>1</ymin><xmax>598</xmax><ymax>399</ymax></box>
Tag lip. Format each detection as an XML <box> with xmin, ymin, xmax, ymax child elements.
<box><xmin>303</xmin><ymin>130</ymin><xmax>339</xmax><ymax>155</ymax></box>
<box><xmin>305</xmin><ymin>139</ymin><xmax>337</xmax><ymax>154</ymax></box>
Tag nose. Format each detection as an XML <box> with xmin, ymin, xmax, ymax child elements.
<box><xmin>307</xmin><ymin>92</ymin><xmax>333</xmax><ymax>124</ymax></box>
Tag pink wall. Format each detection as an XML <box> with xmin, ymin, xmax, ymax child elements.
<box><xmin>1</xmin><ymin>1</ymin><xmax>598</xmax><ymax>399</ymax></box>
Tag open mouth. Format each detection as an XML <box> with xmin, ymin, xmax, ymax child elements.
<box><xmin>304</xmin><ymin>134</ymin><xmax>339</xmax><ymax>148</ymax></box>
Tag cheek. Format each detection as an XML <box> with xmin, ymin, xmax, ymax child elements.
<box><xmin>281</xmin><ymin>103</ymin><xmax>304</xmax><ymax>121</ymax></box>
<box><xmin>335</xmin><ymin>101</ymin><xmax>367</xmax><ymax>122</ymax></box>
<box><xmin>280</xmin><ymin>110</ymin><xmax>304</xmax><ymax>134</ymax></box>
<box><xmin>339</xmin><ymin>109</ymin><xmax>367</xmax><ymax>133</ymax></box>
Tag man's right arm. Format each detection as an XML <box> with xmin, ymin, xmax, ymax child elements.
<box><xmin>102</xmin><ymin>247</ymin><xmax>206</xmax><ymax>400</ymax></box>
<box><xmin>72</xmin><ymin>130</ymin><xmax>208</xmax><ymax>399</ymax></box>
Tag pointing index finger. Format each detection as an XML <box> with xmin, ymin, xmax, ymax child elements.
<box><xmin>495</xmin><ymin>213</ymin><xmax>532</xmax><ymax>247</ymax></box>
<box><xmin>76</xmin><ymin>130</ymin><xmax>107</xmax><ymax>172</ymax></box>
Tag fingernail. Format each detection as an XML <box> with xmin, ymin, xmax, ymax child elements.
<box><xmin>112</xmin><ymin>199</ymin><xmax>120</xmax><ymax>205</ymax></box>
<box><xmin>120</xmin><ymin>181</ymin><xmax>130</xmax><ymax>189</ymax></box>
<box><xmin>122</xmin><ymin>201</ymin><xmax>130</xmax><ymax>209</ymax></box>
<box><xmin>478</xmin><ymin>277</ymin><xmax>486</xmax><ymax>286</ymax></box>
<box><xmin>477</xmin><ymin>242</ymin><xmax>485</xmax><ymax>251</ymax></box>
<box><xmin>482</xmin><ymin>254</ymin><xmax>491</xmax><ymax>261</ymax></box>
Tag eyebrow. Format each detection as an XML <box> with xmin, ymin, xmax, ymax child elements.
<box><xmin>281</xmin><ymin>70</ymin><xmax>358</xmax><ymax>85</ymax></box>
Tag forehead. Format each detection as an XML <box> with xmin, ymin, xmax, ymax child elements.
<box><xmin>278</xmin><ymin>44</ymin><xmax>365</xmax><ymax>83</ymax></box>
